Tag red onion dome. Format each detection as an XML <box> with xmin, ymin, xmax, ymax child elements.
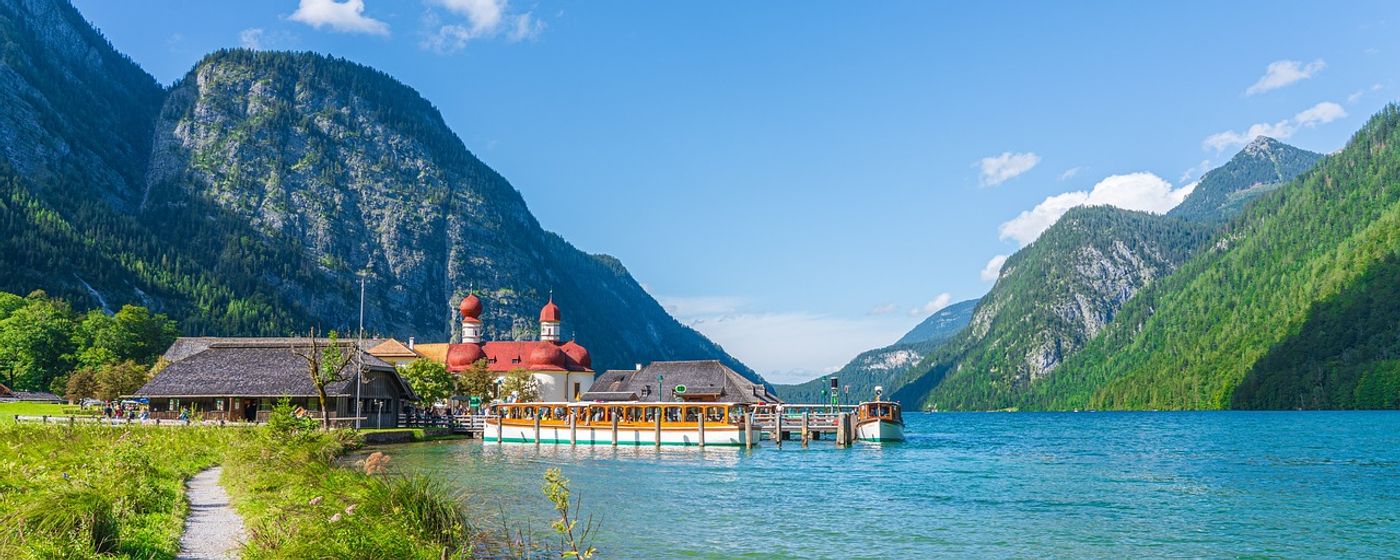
<box><xmin>458</xmin><ymin>293</ymin><xmax>482</xmax><ymax>319</ymax></box>
<box><xmin>446</xmin><ymin>343</ymin><xmax>485</xmax><ymax>371</ymax></box>
<box><xmin>539</xmin><ymin>297</ymin><xmax>561</xmax><ymax>322</ymax></box>
<box><xmin>528</xmin><ymin>344</ymin><xmax>566</xmax><ymax>368</ymax></box>
<box><xmin>561</xmin><ymin>340</ymin><xmax>591</xmax><ymax>369</ymax></box>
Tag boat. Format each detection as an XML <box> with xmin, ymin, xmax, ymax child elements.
<box><xmin>484</xmin><ymin>402</ymin><xmax>757</xmax><ymax>446</ymax></box>
<box><xmin>854</xmin><ymin>388</ymin><xmax>904</xmax><ymax>442</ymax></box>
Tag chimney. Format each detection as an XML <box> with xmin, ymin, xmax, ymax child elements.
<box><xmin>407</xmin><ymin>336</ymin><xmax>415</xmax><ymax>349</ymax></box>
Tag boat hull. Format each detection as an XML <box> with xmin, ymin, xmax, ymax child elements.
<box><xmin>485</xmin><ymin>422</ymin><xmax>752</xmax><ymax>446</ymax></box>
<box><xmin>856</xmin><ymin>419</ymin><xmax>904</xmax><ymax>442</ymax></box>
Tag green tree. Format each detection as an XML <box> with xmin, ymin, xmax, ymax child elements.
<box><xmin>291</xmin><ymin>329</ymin><xmax>354</xmax><ymax>429</ymax></box>
<box><xmin>499</xmin><ymin>368</ymin><xmax>539</xmax><ymax>403</ymax></box>
<box><xmin>454</xmin><ymin>358</ymin><xmax>496</xmax><ymax>402</ymax></box>
<box><xmin>64</xmin><ymin>367</ymin><xmax>97</xmax><ymax>403</ymax></box>
<box><xmin>74</xmin><ymin>305</ymin><xmax>178</xmax><ymax>370</ymax></box>
<box><xmin>0</xmin><ymin>292</ymin><xmax>77</xmax><ymax>391</ymax></box>
<box><xmin>93</xmin><ymin>360</ymin><xmax>149</xmax><ymax>402</ymax></box>
<box><xmin>400</xmin><ymin>359</ymin><xmax>452</xmax><ymax>406</ymax></box>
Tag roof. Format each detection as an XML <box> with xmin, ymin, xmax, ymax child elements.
<box><xmin>479</xmin><ymin>341</ymin><xmax>591</xmax><ymax>372</ymax></box>
<box><xmin>367</xmin><ymin>338</ymin><xmax>420</xmax><ymax>359</ymax></box>
<box><xmin>413</xmin><ymin>343</ymin><xmax>450</xmax><ymax>364</ymax></box>
<box><xmin>4</xmin><ymin>391</ymin><xmax>61</xmax><ymax>402</ymax></box>
<box><xmin>581</xmin><ymin>360</ymin><xmax>782</xmax><ymax>404</ymax></box>
<box><xmin>136</xmin><ymin>338</ymin><xmax>417</xmax><ymax>400</ymax></box>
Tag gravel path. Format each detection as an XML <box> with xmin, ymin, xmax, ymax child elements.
<box><xmin>177</xmin><ymin>467</ymin><xmax>246</xmax><ymax>560</ymax></box>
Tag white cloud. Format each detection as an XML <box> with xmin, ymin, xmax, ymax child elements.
<box><xmin>290</xmin><ymin>0</ymin><xmax>389</xmax><ymax>35</ymax></box>
<box><xmin>977</xmin><ymin>152</ymin><xmax>1040</xmax><ymax>187</ymax></box>
<box><xmin>507</xmin><ymin>11</ymin><xmax>545</xmax><ymax>42</ymax></box>
<box><xmin>1350</xmin><ymin>83</ymin><xmax>1386</xmax><ymax>103</ymax></box>
<box><xmin>423</xmin><ymin>0</ymin><xmax>543</xmax><ymax>52</ymax></box>
<box><xmin>1180</xmin><ymin>159</ymin><xmax>1213</xmax><ymax>184</ymax></box>
<box><xmin>661</xmin><ymin>298</ymin><xmax>913</xmax><ymax>384</ymax></box>
<box><xmin>999</xmin><ymin>172</ymin><xmax>1195</xmax><ymax>246</ymax></box>
<box><xmin>240</xmin><ymin>28</ymin><xmax>264</xmax><ymax>49</ymax></box>
<box><xmin>910</xmin><ymin>293</ymin><xmax>952</xmax><ymax>317</ymax></box>
<box><xmin>1203</xmin><ymin>101</ymin><xmax>1348</xmax><ymax>152</ymax></box>
<box><xmin>1244</xmin><ymin>59</ymin><xmax>1325</xmax><ymax>96</ymax></box>
<box><xmin>868</xmin><ymin>303</ymin><xmax>897</xmax><ymax>316</ymax></box>
<box><xmin>980</xmin><ymin>255</ymin><xmax>1008</xmax><ymax>282</ymax></box>
<box><xmin>1058</xmin><ymin>167</ymin><xmax>1082</xmax><ymax>181</ymax></box>
<box><xmin>1294</xmin><ymin>101</ymin><xmax>1347</xmax><ymax>126</ymax></box>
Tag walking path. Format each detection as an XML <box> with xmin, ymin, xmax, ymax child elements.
<box><xmin>177</xmin><ymin>467</ymin><xmax>246</xmax><ymax>560</ymax></box>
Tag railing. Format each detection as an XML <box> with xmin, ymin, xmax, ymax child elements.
<box><xmin>396</xmin><ymin>414</ymin><xmax>490</xmax><ymax>433</ymax></box>
<box><xmin>11</xmin><ymin>414</ymin><xmax>258</xmax><ymax>428</ymax></box>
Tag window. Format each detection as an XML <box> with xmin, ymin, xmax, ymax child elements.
<box><xmin>573</xmin><ymin>382</ymin><xmax>581</xmax><ymax>400</ymax></box>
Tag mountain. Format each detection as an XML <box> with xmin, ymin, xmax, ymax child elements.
<box><xmin>887</xmin><ymin>135</ymin><xmax>1328</xmax><ymax>411</ymax></box>
<box><xmin>1048</xmin><ymin>105</ymin><xmax>1400</xmax><ymax>410</ymax></box>
<box><xmin>892</xmin><ymin>207</ymin><xmax>1212</xmax><ymax>409</ymax></box>
<box><xmin>774</xmin><ymin>299</ymin><xmax>977</xmax><ymax>403</ymax></box>
<box><xmin>0</xmin><ymin>0</ymin><xmax>760</xmax><ymax>382</ymax></box>
<box><xmin>895</xmin><ymin>298</ymin><xmax>979</xmax><ymax>345</ymax></box>
<box><xmin>1168</xmin><ymin>136</ymin><xmax>1322</xmax><ymax>222</ymax></box>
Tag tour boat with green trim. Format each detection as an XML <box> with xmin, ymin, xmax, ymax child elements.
<box><xmin>485</xmin><ymin>402</ymin><xmax>756</xmax><ymax>446</ymax></box>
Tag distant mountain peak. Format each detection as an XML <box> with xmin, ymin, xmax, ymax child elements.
<box><xmin>1169</xmin><ymin>138</ymin><xmax>1322</xmax><ymax>221</ymax></box>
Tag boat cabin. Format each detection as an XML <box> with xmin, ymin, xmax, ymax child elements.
<box><xmin>492</xmin><ymin>402</ymin><xmax>750</xmax><ymax>428</ymax></box>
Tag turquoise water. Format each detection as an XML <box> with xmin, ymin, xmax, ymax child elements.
<box><xmin>383</xmin><ymin>412</ymin><xmax>1400</xmax><ymax>559</ymax></box>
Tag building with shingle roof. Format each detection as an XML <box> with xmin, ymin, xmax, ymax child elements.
<box><xmin>133</xmin><ymin>337</ymin><xmax>418</xmax><ymax>427</ymax></box>
<box><xmin>582</xmin><ymin>360</ymin><xmax>782</xmax><ymax>404</ymax></box>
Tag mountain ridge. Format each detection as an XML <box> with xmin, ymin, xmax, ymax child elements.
<box><xmin>0</xmin><ymin>1</ymin><xmax>761</xmax><ymax>382</ymax></box>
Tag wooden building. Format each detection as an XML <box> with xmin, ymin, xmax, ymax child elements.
<box><xmin>133</xmin><ymin>337</ymin><xmax>418</xmax><ymax>427</ymax></box>
<box><xmin>582</xmin><ymin>360</ymin><xmax>781</xmax><ymax>404</ymax></box>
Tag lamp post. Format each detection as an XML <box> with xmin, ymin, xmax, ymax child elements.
<box><xmin>355</xmin><ymin>268</ymin><xmax>368</xmax><ymax>429</ymax></box>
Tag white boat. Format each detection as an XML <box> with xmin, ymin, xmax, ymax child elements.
<box><xmin>484</xmin><ymin>402</ymin><xmax>757</xmax><ymax>446</ymax></box>
<box><xmin>854</xmin><ymin>397</ymin><xmax>904</xmax><ymax>443</ymax></box>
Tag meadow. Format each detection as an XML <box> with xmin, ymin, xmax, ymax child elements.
<box><xmin>0</xmin><ymin>406</ymin><xmax>571</xmax><ymax>559</ymax></box>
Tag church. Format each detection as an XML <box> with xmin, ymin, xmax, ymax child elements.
<box><xmin>416</xmin><ymin>293</ymin><xmax>595</xmax><ymax>402</ymax></box>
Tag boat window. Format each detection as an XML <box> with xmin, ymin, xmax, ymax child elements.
<box><xmin>684</xmin><ymin>407</ymin><xmax>700</xmax><ymax>423</ymax></box>
<box><xmin>664</xmin><ymin>406</ymin><xmax>680</xmax><ymax>422</ymax></box>
<box><xmin>554</xmin><ymin>406</ymin><xmax>568</xmax><ymax>419</ymax></box>
<box><xmin>644</xmin><ymin>406</ymin><xmax>659</xmax><ymax>422</ymax></box>
<box><xmin>705</xmin><ymin>407</ymin><xmax>724</xmax><ymax>422</ymax></box>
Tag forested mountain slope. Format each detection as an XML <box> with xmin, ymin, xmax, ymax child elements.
<box><xmin>0</xmin><ymin>0</ymin><xmax>760</xmax><ymax>381</ymax></box>
<box><xmin>892</xmin><ymin>207</ymin><xmax>1211</xmax><ymax>409</ymax></box>
<box><xmin>1169</xmin><ymin>137</ymin><xmax>1322</xmax><ymax>222</ymax></box>
<box><xmin>1050</xmin><ymin>105</ymin><xmax>1400</xmax><ymax>410</ymax></box>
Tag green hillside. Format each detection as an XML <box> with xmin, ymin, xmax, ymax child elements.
<box><xmin>1051</xmin><ymin>104</ymin><xmax>1400</xmax><ymax>410</ymax></box>
<box><xmin>893</xmin><ymin>206</ymin><xmax>1211</xmax><ymax>410</ymax></box>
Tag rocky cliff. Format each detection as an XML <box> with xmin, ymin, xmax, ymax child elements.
<box><xmin>0</xmin><ymin>1</ymin><xmax>759</xmax><ymax>381</ymax></box>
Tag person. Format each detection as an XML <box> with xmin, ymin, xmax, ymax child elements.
<box><xmin>177</xmin><ymin>409</ymin><xmax>188</xmax><ymax>421</ymax></box>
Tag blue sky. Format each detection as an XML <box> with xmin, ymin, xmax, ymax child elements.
<box><xmin>73</xmin><ymin>0</ymin><xmax>1399</xmax><ymax>383</ymax></box>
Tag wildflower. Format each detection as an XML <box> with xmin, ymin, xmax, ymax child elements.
<box><xmin>345</xmin><ymin>504</ymin><xmax>357</xmax><ymax>516</ymax></box>
<box><xmin>329</xmin><ymin>513</ymin><xmax>342</xmax><ymax>523</ymax></box>
<box><xmin>363</xmin><ymin>451</ymin><xmax>391</xmax><ymax>475</ymax></box>
<box><xmin>309</xmin><ymin>495</ymin><xmax>323</xmax><ymax>506</ymax></box>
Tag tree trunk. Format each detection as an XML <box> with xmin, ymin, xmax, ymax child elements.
<box><xmin>316</xmin><ymin>386</ymin><xmax>330</xmax><ymax>430</ymax></box>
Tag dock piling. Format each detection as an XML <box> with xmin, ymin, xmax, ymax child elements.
<box><xmin>569</xmin><ymin>412</ymin><xmax>577</xmax><ymax>446</ymax></box>
<box><xmin>697</xmin><ymin>411</ymin><xmax>705</xmax><ymax>447</ymax></box>
<box><xmin>802</xmin><ymin>412</ymin><xmax>810</xmax><ymax>447</ymax></box>
<box><xmin>654</xmin><ymin>412</ymin><xmax>662</xmax><ymax>449</ymax></box>
<box><xmin>533</xmin><ymin>414</ymin><xmax>541</xmax><ymax>445</ymax></box>
<box><xmin>611</xmin><ymin>413</ymin><xmax>619</xmax><ymax>446</ymax></box>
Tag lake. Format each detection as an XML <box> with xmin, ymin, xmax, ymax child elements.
<box><xmin>380</xmin><ymin>412</ymin><xmax>1400</xmax><ymax>559</ymax></box>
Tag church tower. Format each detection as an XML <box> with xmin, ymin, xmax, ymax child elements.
<box><xmin>539</xmin><ymin>296</ymin><xmax>561</xmax><ymax>342</ymax></box>
<box><xmin>459</xmin><ymin>293</ymin><xmax>483</xmax><ymax>344</ymax></box>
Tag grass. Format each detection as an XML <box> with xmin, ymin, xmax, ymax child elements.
<box><xmin>0</xmin><ymin>409</ymin><xmax>577</xmax><ymax>559</ymax></box>
<box><xmin>0</xmin><ymin>402</ymin><xmax>99</xmax><ymax>423</ymax></box>
<box><xmin>359</xmin><ymin>427</ymin><xmax>470</xmax><ymax>442</ymax></box>
<box><xmin>0</xmin><ymin>423</ymin><xmax>236</xmax><ymax>559</ymax></box>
